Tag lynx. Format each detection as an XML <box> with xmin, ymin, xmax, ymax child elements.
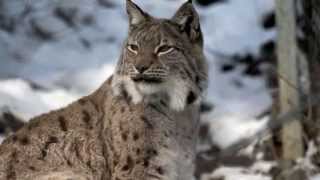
<box><xmin>0</xmin><ymin>1</ymin><xmax>208</xmax><ymax>180</ymax></box>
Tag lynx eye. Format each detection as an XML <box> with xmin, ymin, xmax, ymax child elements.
<box><xmin>156</xmin><ymin>45</ymin><xmax>174</xmax><ymax>56</ymax></box>
<box><xmin>127</xmin><ymin>44</ymin><xmax>139</xmax><ymax>54</ymax></box>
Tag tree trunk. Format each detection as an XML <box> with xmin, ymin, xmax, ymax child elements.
<box><xmin>275</xmin><ymin>0</ymin><xmax>304</xmax><ymax>179</ymax></box>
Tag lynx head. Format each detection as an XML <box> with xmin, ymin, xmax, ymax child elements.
<box><xmin>113</xmin><ymin>0</ymin><xmax>208</xmax><ymax>110</ymax></box>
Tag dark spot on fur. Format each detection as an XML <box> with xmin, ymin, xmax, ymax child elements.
<box><xmin>19</xmin><ymin>136</ymin><xmax>30</xmax><ymax>145</ymax></box>
<box><xmin>141</xmin><ymin>115</ymin><xmax>153</xmax><ymax>129</ymax></box>
<box><xmin>199</xmin><ymin>124</ymin><xmax>209</xmax><ymax>140</ymax></box>
<box><xmin>185</xmin><ymin>69</ymin><xmax>193</xmax><ymax>81</ymax></box>
<box><xmin>58</xmin><ymin>116</ymin><xmax>68</xmax><ymax>132</ymax></box>
<box><xmin>156</xmin><ymin>166</ymin><xmax>165</xmax><ymax>175</ymax></box>
<box><xmin>82</xmin><ymin>110</ymin><xmax>92</xmax><ymax>128</ymax></box>
<box><xmin>66</xmin><ymin>159</ymin><xmax>73</xmax><ymax>167</ymax></box>
<box><xmin>121</xmin><ymin>133</ymin><xmax>128</xmax><ymax>141</ymax></box>
<box><xmin>160</xmin><ymin>100</ymin><xmax>167</xmax><ymax>107</ymax></box>
<box><xmin>122</xmin><ymin>156</ymin><xmax>134</xmax><ymax>171</ymax></box>
<box><xmin>119</xmin><ymin>122</ymin><xmax>124</xmax><ymax>131</ymax></box>
<box><xmin>120</xmin><ymin>106</ymin><xmax>126</xmax><ymax>113</ymax></box>
<box><xmin>11</xmin><ymin>151</ymin><xmax>17</xmax><ymax>159</ymax></box>
<box><xmin>133</xmin><ymin>132</ymin><xmax>139</xmax><ymax>141</ymax></box>
<box><xmin>75</xmin><ymin>144</ymin><xmax>82</xmax><ymax>160</ymax></box>
<box><xmin>29</xmin><ymin>166</ymin><xmax>36</xmax><ymax>171</ymax></box>
<box><xmin>11</xmin><ymin>135</ymin><xmax>18</xmax><ymax>142</ymax></box>
<box><xmin>79</xmin><ymin>99</ymin><xmax>87</xmax><ymax>105</ymax></box>
<box><xmin>120</xmin><ymin>85</ymin><xmax>132</xmax><ymax>103</ymax></box>
<box><xmin>111</xmin><ymin>109</ymin><xmax>117</xmax><ymax>116</ymax></box>
<box><xmin>187</xmin><ymin>91</ymin><xmax>197</xmax><ymax>105</ymax></box>
<box><xmin>195</xmin><ymin>76</ymin><xmax>200</xmax><ymax>84</ymax></box>
<box><xmin>86</xmin><ymin>161</ymin><xmax>94</xmax><ymax>172</ymax></box>
<box><xmin>40</xmin><ymin>136</ymin><xmax>59</xmax><ymax>159</ymax></box>
<box><xmin>136</xmin><ymin>148</ymin><xmax>141</xmax><ymax>155</ymax></box>
<box><xmin>164</xmin><ymin>132</ymin><xmax>169</xmax><ymax>137</ymax></box>
<box><xmin>27</xmin><ymin>120</ymin><xmax>40</xmax><ymax>130</ymax></box>
<box><xmin>146</xmin><ymin>148</ymin><xmax>158</xmax><ymax>156</ymax></box>
<box><xmin>143</xmin><ymin>158</ymin><xmax>150</xmax><ymax>167</ymax></box>
<box><xmin>113</xmin><ymin>160</ymin><xmax>119</xmax><ymax>166</ymax></box>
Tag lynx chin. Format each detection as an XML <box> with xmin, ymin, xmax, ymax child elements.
<box><xmin>111</xmin><ymin>0</ymin><xmax>208</xmax><ymax>111</ymax></box>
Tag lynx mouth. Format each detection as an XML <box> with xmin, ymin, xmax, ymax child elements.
<box><xmin>131</xmin><ymin>74</ymin><xmax>163</xmax><ymax>83</ymax></box>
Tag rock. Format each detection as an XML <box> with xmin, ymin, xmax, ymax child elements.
<box><xmin>195</xmin><ymin>0</ymin><xmax>227</xmax><ymax>7</ymax></box>
<box><xmin>97</xmin><ymin>0</ymin><xmax>115</xmax><ymax>8</ymax></box>
<box><xmin>30</xmin><ymin>16</ymin><xmax>69</xmax><ymax>40</ymax></box>
<box><xmin>54</xmin><ymin>6</ymin><xmax>78</xmax><ymax>27</ymax></box>
<box><xmin>262</xmin><ymin>12</ymin><xmax>276</xmax><ymax>29</ymax></box>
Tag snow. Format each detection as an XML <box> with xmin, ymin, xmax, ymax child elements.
<box><xmin>201</xmin><ymin>160</ymin><xmax>276</xmax><ymax>180</ymax></box>
<box><xmin>0</xmin><ymin>79</ymin><xmax>78</xmax><ymax>120</ymax></box>
<box><xmin>311</xmin><ymin>174</ymin><xmax>320</xmax><ymax>180</ymax></box>
<box><xmin>200</xmin><ymin>0</ymin><xmax>276</xmax><ymax>55</ymax></box>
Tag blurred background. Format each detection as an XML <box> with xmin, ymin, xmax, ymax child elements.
<box><xmin>1</xmin><ymin>0</ymin><xmax>317</xmax><ymax>179</ymax></box>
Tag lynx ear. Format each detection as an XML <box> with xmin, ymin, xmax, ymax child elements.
<box><xmin>126</xmin><ymin>0</ymin><xmax>150</xmax><ymax>26</ymax></box>
<box><xmin>172</xmin><ymin>0</ymin><xmax>202</xmax><ymax>43</ymax></box>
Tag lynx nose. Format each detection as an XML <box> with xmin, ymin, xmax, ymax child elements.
<box><xmin>135</xmin><ymin>65</ymin><xmax>148</xmax><ymax>73</ymax></box>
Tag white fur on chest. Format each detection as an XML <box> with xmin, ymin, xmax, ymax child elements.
<box><xmin>111</xmin><ymin>75</ymin><xmax>200</xmax><ymax>111</ymax></box>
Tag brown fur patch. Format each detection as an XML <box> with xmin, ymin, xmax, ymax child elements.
<box><xmin>40</xmin><ymin>136</ymin><xmax>59</xmax><ymax>159</ymax></box>
<box><xmin>133</xmin><ymin>132</ymin><xmax>139</xmax><ymax>141</ymax></box>
<box><xmin>58</xmin><ymin>116</ymin><xmax>68</xmax><ymax>132</ymax></box>
<box><xmin>79</xmin><ymin>99</ymin><xmax>87</xmax><ymax>105</ymax></box>
<box><xmin>19</xmin><ymin>136</ymin><xmax>30</xmax><ymax>145</ymax></box>
<box><xmin>121</xmin><ymin>156</ymin><xmax>134</xmax><ymax>171</ymax></box>
<box><xmin>82</xmin><ymin>110</ymin><xmax>92</xmax><ymax>129</ymax></box>
<box><xmin>121</xmin><ymin>133</ymin><xmax>128</xmax><ymax>141</ymax></box>
<box><xmin>156</xmin><ymin>166</ymin><xmax>165</xmax><ymax>175</ymax></box>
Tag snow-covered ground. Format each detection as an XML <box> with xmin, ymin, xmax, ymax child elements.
<box><xmin>0</xmin><ymin>0</ymin><xmax>282</xmax><ymax>179</ymax></box>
